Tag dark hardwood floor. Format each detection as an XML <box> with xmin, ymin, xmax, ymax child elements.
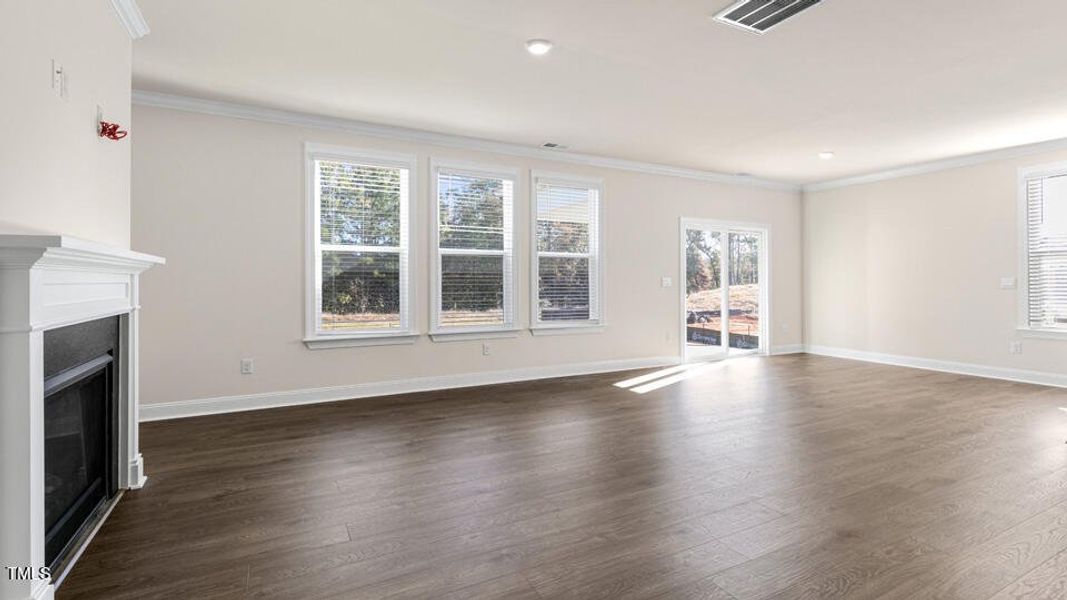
<box><xmin>57</xmin><ymin>354</ymin><xmax>1067</xmax><ymax>599</ymax></box>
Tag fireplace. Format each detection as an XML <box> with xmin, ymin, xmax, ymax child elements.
<box><xmin>42</xmin><ymin>318</ymin><xmax>121</xmax><ymax>573</ymax></box>
<box><xmin>0</xmin><ymin>235</ymin><xmax>163</xmax><ymax>600</ymax></box>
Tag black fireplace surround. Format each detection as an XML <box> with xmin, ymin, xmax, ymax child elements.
<box><xmin>43</xmin><ymin>317</ymin><xmax>120</xmax><ymax>572</ymax></box>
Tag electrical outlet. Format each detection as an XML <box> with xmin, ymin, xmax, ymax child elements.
<box><xmin>661</xmin><ymin>277</ymin><xmax>672</xmax><ymax>288</ymax></box>
<box><xmin>1000</xmin><ymin>277</ymin><xmax>1017</xmax><ymax>290</ymax></box>
<box><xmin>1009</xmin><ymin>342</ymin><xmax>1022</xmax><ymax>355</ymax></box>
<box><xmin>240</xmin><ymin>358</ymin><xmax>255</xmax><ymax>374</ymax></box>
<box><xmin>781</xmin><ymin>323</ymin><xmax>790</xmax><ymax>332</ymax></box>
<box><xmin>482</xmin><ymin>342</ymin><xmax>491</xmax><ymax>356</ymax></box>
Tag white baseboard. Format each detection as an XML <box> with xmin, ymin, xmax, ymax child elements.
<box><xmin>771</xmin><ymin>344</ymin><xmax>805</xmax><ymax>355</ymax></box>
<box><xmin>804</xmin><ymin>344</ymin><xmax>1067</xmax><ymax>388</ymax></box>
<box><xmin>126</xmin><ymin>454</ymin><xmax>147</xmax><ymax>489</ymax></box>
<box><xmin>140</xmin><ymin>356</ymin><xmax>680</xmax><ymax>421</ymax></box>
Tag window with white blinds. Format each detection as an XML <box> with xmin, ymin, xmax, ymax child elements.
<box><xmin>1022</xmin><ymin>167</ymin><xmax>1067</xmax><ymax>332</ymax></box>
<box><xmin>307</xmin><ymin>147</ymin><xmax>413</xmax><ymax>340</ymax></box>
<box><xmin>432</xmin><ymin>163</ymin><xmax>515</xmax><ymax>332</ymax></box>
<box><xmin>532</xmin><ymin>174</ymin><xmax>602</xmax><ymax>327</ymax></box>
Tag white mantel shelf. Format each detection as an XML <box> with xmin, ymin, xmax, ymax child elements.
<box><xmin>0</xmin><ymin>235</ymin><xmax>163</xmax><ymax>600</ymax></box>
<box><xmin>0</xmin><ymin>234</ymin><xmax>164</xmax><ymax>265</ymax></box>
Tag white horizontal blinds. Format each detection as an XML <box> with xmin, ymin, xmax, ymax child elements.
<box><xmin>1027</xmin><ymin>174</ymin><xmax>1067</xmax><ymax>330</ymax></box>
<box><xmin>316</xmin><ymin>158</ymin><xmax>409</xmax><ymax>333</ymax></box>
<box><xmin>436</xmin><ymin>168</ymin><xmax>514</xmax><ymax>329</ymax></box>
<box><xmin>535</xmin><ymin>180</ymin><xmax>600</xmax><ymax>323</ymax></box>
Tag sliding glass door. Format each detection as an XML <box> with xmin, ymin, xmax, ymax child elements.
<box><xmin>684</xmin><ymin>228</ymin><xmax>724</xmax><ymax>358</ymax></box>
<box><xmin>727</xmin><ymin>231</ymin><xmax>761</xmax><ymax>351</ymax></box>
<box><xmin>681</xmin><ymin>220</ymin><xmax>767</xmax><ymax>361</ymax></box>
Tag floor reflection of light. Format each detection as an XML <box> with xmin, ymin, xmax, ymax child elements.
<box><xmin>614</xmin><ymin>364</ymin><xmax>691</xmax><ymax>389</ymax></box>
<box><xmin>631</xmin><ymin>363</ymin><xmax>719</xmax><ymax>394</ymax></box>
<box><xmin>613</xmin><ymin>362</ymin><xmax>725</xmax><ymax>394</ymax></box>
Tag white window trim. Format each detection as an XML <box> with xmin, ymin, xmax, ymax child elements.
<box><xmin>303</xmin><ymin>143</ymin><xmax>417</xmax><ymax>349</ymax></box>
<box><xmin>429</xmin><ymin>159</ymin><xmax>518</xmax><ymax>340</ymax></box>
<box><xmin>529</xmin><ymin>325</ymin><xmax>605</xmax><ymax>336</ymax></box>
<box><xmin>530</xmin><ymin>170</ymin><xmax>605</xmax><ymax>332</ymax></box>
<box><xmin>428</xmin><ymin>329</ymin><xmax>522</xmax><ymax>342</ymax></box>
<box><xmin>1017</xmin><ymin>161</ymin><xmax>1067</xmax><ymax>340</ymax></box>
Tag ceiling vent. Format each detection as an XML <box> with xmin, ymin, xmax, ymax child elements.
<box><xmin>712</xmin><ymin>0</ymin><xmax>822</xmax><ymax>34</ymax></box>
<box><xmin>542</xmin><ymin>142</ymin><xmax>569</xmax><ymax>150</ymax></box>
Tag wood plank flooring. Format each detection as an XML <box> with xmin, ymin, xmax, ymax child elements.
<box><xmin>57</xmin><ymin>355</ymin><xmax>1067</xmax><ymax>599</ymax></box>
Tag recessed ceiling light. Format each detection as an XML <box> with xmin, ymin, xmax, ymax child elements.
<box><xmin>525</xmin><ymin>39</ymin><xmax>553</xmax><ymax>56</ymax></box>
<box><xmin>818</xmin><ymin>151</ymin><xmax>835</xmax><ymax>160</ymax></box>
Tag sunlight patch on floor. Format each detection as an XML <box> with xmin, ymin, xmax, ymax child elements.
<box><xmin>614</xmin><ymin>362</ymin><xmax>723</xmax><ymax>394</ymax></box>
<box><xmin>614</xmin><ymin>364</ymin><xmax>693</xmax><ymax>389</ymax></box>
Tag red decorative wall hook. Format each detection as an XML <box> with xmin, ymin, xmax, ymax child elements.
<box><xmin>99</xmin><ymin>121</ymin><xmax>128</xmax><ymax>140</ymax></box>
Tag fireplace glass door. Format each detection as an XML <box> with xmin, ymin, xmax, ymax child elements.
<box><xmin>44</xmin><ymin>354</ymin><xmax>115</xmax><ymax>570</ymax></box>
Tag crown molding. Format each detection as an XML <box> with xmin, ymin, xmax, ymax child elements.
<box><xmin>804</xmin><ymin>136</ymin><xmax>1067</xmax><ymax>193</ymax></box>
<box><xmin>131</xmin><ymin>90</ymin><xmax>800</xmax><ymax>193</ymax></box>
<box><xmin>109</xmin><ymin>0</ymin><xmax>149</xmax><ymax>40</ymax></box>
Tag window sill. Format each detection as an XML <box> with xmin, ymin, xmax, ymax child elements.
<box><xmin>530</xmin><ymin>324</ymin><xmax>605</xmax><ymax>336</ymax></box>
<box><xmin>303</xmin><ymin>333</ymin><xmax>419</xmax><ymax>350</ymax></box>
<box><xmin>429</xmin><ymin>329</ymin><xmax>522</xmax><ymax>342</ymax></box>
<box><xmin>1017</xmin><ymin>327</ymin><xmax>1067</xmax><ymax>340</ymax></box>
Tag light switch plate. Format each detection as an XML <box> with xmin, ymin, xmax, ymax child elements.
<box><xmin>51</xmin><ymin>59</ymin><xmax>65</xmax><ymax>98</ymax></box>
<box><xmin>661</xmin><ymin>277</ymin><xmax>672</xmax><ymax>288</ymax></box>
<box><xmin>1000</xmin><ymin>277</ymin><xmax>1017</xmax><ymax>290</ymax></box>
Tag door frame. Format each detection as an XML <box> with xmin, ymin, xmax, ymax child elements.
<box><xmin>678</xmin><ymin>218</ymin><xmax>771</xmax><ymax>362</ymax></box>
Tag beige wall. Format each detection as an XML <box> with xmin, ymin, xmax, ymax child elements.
<box><xmin>0</xmin><ymin>1</ymin><xmax>132</xmax><ymax>247</ymax></box>
<box><xmin>804</xmin><ymin>148</ymin><xmax>1067</xmax><ymax>374</ymax></box>
<box><xmin>132</xmin><ymin>105</ymin><xmax>803</xmax><ymax>405</ymax></box>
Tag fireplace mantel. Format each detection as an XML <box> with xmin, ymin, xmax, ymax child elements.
<box><xmin>0</xmin><ymin>235</ymin><xmax>163</xmax><ymax>600</ymax></box>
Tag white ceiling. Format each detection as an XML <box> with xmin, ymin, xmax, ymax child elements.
<box><xmin>132</xmin><ymin>0</ymin><xmax>1067</xmax><ymax>185</ymax></box>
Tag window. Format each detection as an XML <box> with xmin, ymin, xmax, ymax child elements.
<box><xmin>431</xmin><ymin>162</ymin><xmax>516</xmax><ymax>335</ymax></box>
<box><xmin>1021</xmin><ymin>163</ymin><xmax>1067</xmax><ymax>335</ymax></box>
<box><xmin>305</xmin><ymin>145</ymin><xmax>414</xmax><ymax>348</ymax></box>
<box><xmin>532</xmin><ymin>172</ymin><xmax>602</xmax><ymax>329</ymax></box>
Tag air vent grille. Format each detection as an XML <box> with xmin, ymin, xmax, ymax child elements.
<box><xmin>713</xmin><ymin>0</ymin><xmax>822</xmax><ymax>34</ymax></box>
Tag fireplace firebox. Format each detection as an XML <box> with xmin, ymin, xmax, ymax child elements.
<box><xmin>42</xmin><ymin>317</ymin><xmax>120</xmax><ymax>574</ymax></box>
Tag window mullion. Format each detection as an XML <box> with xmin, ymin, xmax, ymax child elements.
<box><xmin>439</xmin><ymin>247</ymin><xmax>506</xmax><ymax>257</ymax></box>
<box><xmin>537</xmin><ymin>251</ymin><xmax>591</xmax><ymax>259</ymax></box>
